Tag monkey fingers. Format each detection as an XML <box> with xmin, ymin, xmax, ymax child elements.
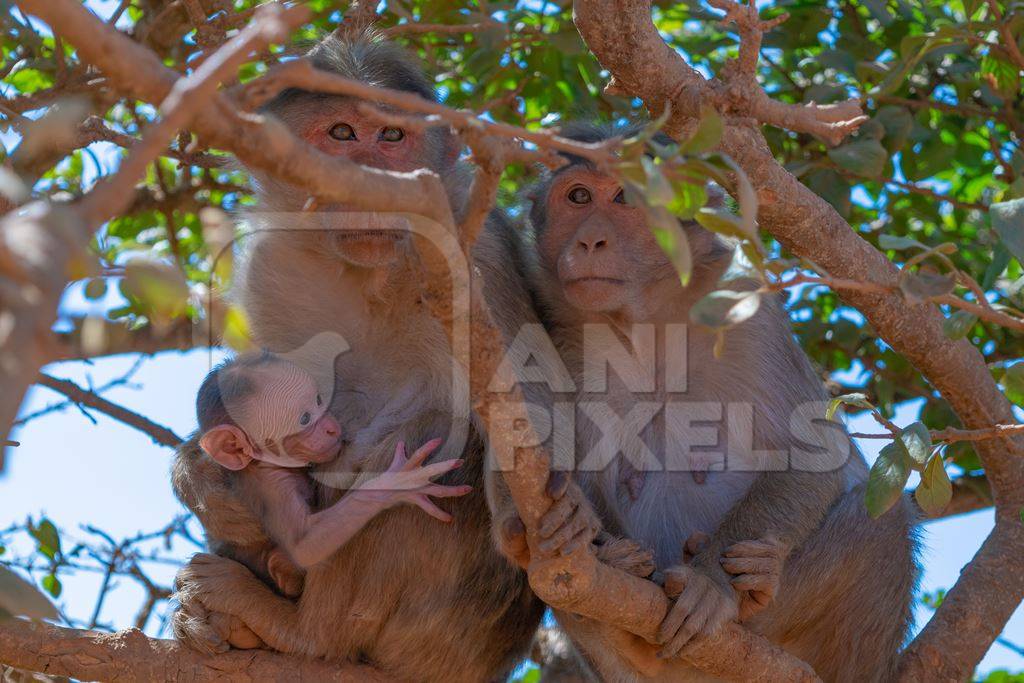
<box><xmin>412</xmin><ymin>494</ymin><xmax>454</xmax><ymax>522</ymax></box>
<box><xmin>171</xmin><ymin>592</ymin><xmax>229</xmax><ymax>655</ymax></box>
<box><xmin>177</xmin><ymin>553</ymin><xmax>264</xmax><ymax>616</ymax></box>
<box><xmin>209</xmin><ymin>612</ymin><xmax>266</xmax><ymax>650</ymax></box>
<box><xmin>721</xmin><ymin>538</ymin><xmax>785</xmax><ymax>620</ymax></box>
<box><xmin>656</xmin><ymin>565</ymin><xmax>738</xmax><ymax>658</ymax></box>
<box><xmin>536</xmin><ymin>485</ymin><xmax>601</xmax><ymax>557</ymax></box>
<box><xmin>595</xmin><ymin>535</ymin><xmax>656</xmax><ymax>578</ymax></box>
<box><xmin>498</xmin><ymin>515</ymin><xmax>532</xmax><ymax>569</ymax></box>
<box><xmin>544</xmin><ymin>470</ymin><xmax>571</xmax><ymax>499</ymax></box>
<box><xmin>266</xmin><ymin>548</ymin><xmax>305</xmax><ymax>599</ymax></box>
<box><xmin>681</xmin><ymin>531</ymin><xmax>710</xmax><ymax>564</ymax></box>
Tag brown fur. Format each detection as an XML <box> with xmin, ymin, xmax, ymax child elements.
<box><xmin>171</xmin><ymin>33</ymin><xmax>543</xmax><ymax>682</ymax></box>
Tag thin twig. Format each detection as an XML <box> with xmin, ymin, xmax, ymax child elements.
<box><xmin>851</xmin><ymin>423</ymin><xmax>1024</xmax><ymax>443</ymax></box>
<box><xmin>35</xmin><ymin>373</ymin><xmax>183</xmax><ymax>447</ymax></box>
<box><xmin>237</xmin><ymin>59</ymin><xmax>617</xmax><ymax>168</ymax></box>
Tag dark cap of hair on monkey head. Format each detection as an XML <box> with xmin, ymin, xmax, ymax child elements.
<box><xmin>555</xmin><ymin>121</ymin><xmax>674</xmax><ymax>166</ymax></box>
<box><xmin>196</xmin><ymin>351</ymin><xmax>279</xmax><ymax>434</ymax></box>
<box><xmin>262</xmin><ymin>30</ymin><xmax>437</xmax><ymax>113</ymax></box>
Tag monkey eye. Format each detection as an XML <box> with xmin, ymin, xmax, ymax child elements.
<box><xmin>316</xmin><ymin>394</ymin><xmax>323</xmax><ymax>407</ymax></box>
<box><xmin>567</xmin><ymin>186</ymin><xmax>592</xmax><ymax>205</ymax></box>
<box><xmin>613</xmin><ymin>189</ymin><xmax>628</xmax><ymax>204</ymax></box>
<box><xmin>299</xmin><ymin>412</ymin><xmax>312</xmax><ymax>426</ymax></box>
<box><xmin>380</xmin><ymin>127</ymin><xmax>405</xmax><ymax>142</ymax></box>
<box><xmin>329</xmin><ymin>123</ymin><xmax>356</xmax><ymax>141</ymax></box>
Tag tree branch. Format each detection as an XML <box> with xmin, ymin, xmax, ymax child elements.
<box><xmin>0</xmin><ymin>619</ymin><xmax>392</xmax><ymax>682</ymax></box>
<box><xmin>571</xmin><ymin>0</ymin><xmax>1024</xmax><ymax>678</ymax></box>
<box><xmin>35</xmin><ymin>373</ymin><xmax>183</xmax><ymax>447</ymax></box>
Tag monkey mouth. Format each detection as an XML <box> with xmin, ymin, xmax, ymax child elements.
<box><xmin>566</xmin><ymin>276</ymin><xmax>625</xmax><ymax>285</ymax></box>
<box><xmin>332</xmin><ymin>230</ymin><xmax>405</xmax><ymax>241</ymax></box>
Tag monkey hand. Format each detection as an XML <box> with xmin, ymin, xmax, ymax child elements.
<box><xmin>595</xmin><ymin>533</ymin><xmax>656</xmax><ymax>578</ymax></box>
<box><xmin>209</xmin><ymin>612</ymin><xmax>267</xmax><ymax>650</ymax></box>
<box><xmin>172</xmin><ymin>589</ymin><xmax>231</xmax><ymax>655</ymax></box>
<box><xmin>496</xmin><ymin>513</ymin><xmax>532</xmax><ymax>570</ymax></box>
<box><xmin>359</xmin><ymin>439</ymin><xmax>472</xmax><ymax>523</ymax></box>
<box><xmin>176</xmin><ymin>552</ymin><xmax>266</xmax><ymax>619</ymax></box>
<box><xmin>656</xmin><ymin>563</ymin><xmax>739</xmax><ymax>658</ymax></box>
<box><xmin>721</xmin><ymin>537</ymin><xmax>786</xmax><ymax>622</ymax></box>
<box><xmin>535</xmin><ymin>471</ymin><xmax>602</xmax><ymax>559</ymax></box>
<box><xmin>266</xmin><ymin>547</ymin><xmax>305</xmax><ymax>599</ymax></box>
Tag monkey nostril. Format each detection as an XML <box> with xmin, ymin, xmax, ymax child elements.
<box><xmin>578</xmin><ymin>238</ymin><xmax>608</xmax><ymax>253</ymax></box>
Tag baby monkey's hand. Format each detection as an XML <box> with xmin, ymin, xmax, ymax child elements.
<box><xmin>358</xmin><ymin>439</ymin><xmax>472</xmax><ymax>522</ymax></box>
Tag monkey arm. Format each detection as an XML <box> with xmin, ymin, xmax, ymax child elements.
<box><xmin>286</xmin><ymin>491</ymin><xmax>387</xmax><ymax>568</ymax></box>
<box><xmin>689</xmin><ymin>467</ymin><xmax>847</xmax><ymax>588</ymax></box>
<box><xmin>250</xmin><ymin>467</ymin><xmax>386</xmax><ymax>569</ymax></box>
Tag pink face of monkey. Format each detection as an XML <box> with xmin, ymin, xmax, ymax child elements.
<box><xmin>200</xmin><ymin>359</ymin><xmax>343</xmax><ymax>472</ymax></box>
<box><xmin>291</xmin><ymin>100</ymin><xmax>442</xmax><ymax>268</ymax></box>
<box><xmin>238</xmin><ymin>361</ymin><xmax>342</xmax><ymax>467</ymax></box>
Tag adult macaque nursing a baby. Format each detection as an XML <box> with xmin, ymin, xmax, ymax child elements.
<box><xmin>477</xmin><ymin>123</ymin><xmax>919</xmax><ymax>682</ymax></box>
<box><xmin>193</xmin><ymin>352</ymin><xmax>470</xmax><ymax>596</ymax></box>
<box><xmin>171</xmin><ymin>33</ymin><xmax>542</xmax><ymax>682</ymax></box>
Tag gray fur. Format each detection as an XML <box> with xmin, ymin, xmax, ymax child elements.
<box><xmin>477</xmin><ymin>121</ymin><xmax>919</xmax><ymax>682</ymax></box>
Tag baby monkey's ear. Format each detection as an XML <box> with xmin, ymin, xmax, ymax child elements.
<box><xmin>200</xmin><ymin>425</ymin><xmax>254</xmax><ymax>471</ymax></box>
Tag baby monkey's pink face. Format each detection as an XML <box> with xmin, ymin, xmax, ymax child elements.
<box><xmin>240</xmin><ymin>361</ymin><xmax>342</xmax><ymax>468</ymax></box>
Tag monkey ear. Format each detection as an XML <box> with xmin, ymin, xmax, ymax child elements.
<box><xmin>200</xmin><ymin>425</ymin><xmax>254</xmax><ymax>471</ymax></box>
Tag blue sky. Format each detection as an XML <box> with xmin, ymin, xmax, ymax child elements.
<box><xmin>1</xmin><ymin>349</ymin><xmax>1022</xmax><ymax>674</ymax></box>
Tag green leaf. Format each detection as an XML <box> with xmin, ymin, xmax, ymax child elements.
<box><xmin>695</xmin><ymin>207</ymin><xmax>751</xmax><ymax>241</ymax></box>
<box><xmin>1002</xmin><ymin>363</ymin><xmax>1024</xmax><ymax>397</ymax></box>
<box><xmin>649</xmin><ymin>206</ymin><xmax>693</xmax><ymax>286</ymax></box>
<box><xmin>897</xmin><ymin>421</ymin><xmax>932</xmax><ymax>470</ymax></box>
<box><xmin>943</xmin><ymin>310</ymin><xmax>977</xmax><ymax>340</ymax></box>
<box><xmin>878</xmin><ymin>234</ymin><xmax>924</xmax><ymax>251</ymax></box>
<box><xmin>828</xmin><ymin>139</ymin><xmax>888</xmax><ymax>178</ymax></box>
<box><xmin>41</xmin><ymin>574</ymin><xmax>62</xmax><ymax>599</ymax></box>
<box><xmin>899</xmin><ymin>271</ymin><xmax>956</xmax><ymax>303</ymax></box>
<box><xmin>826</xmin><ymin>392</ymin><xmax>874</xmax><ymax>420</ymax></box>
<box><xmin>667</xmin><ymin>181</ymin><xmax>707</xmax><ymax>220</ymax></box>
<box><xmin>875</xmin><ymin>106</ymin><xmax>914</xmax><ymax>153</ymax></box>
<box><xmin>689</xmin><ymin>290</ymin><xmax>761</xmax><ymax>329</ymax></box>
<box><xmin>641</xmin><ymin>157</ymin><xmax>675</xmax><ymax>206</ymax></box>
<box><xmin>0</xmin><ymin>565</ymin><xmax>58</xmax><ymax>620</ymax></box>
<box><xmin>28</xmin><ymin>518</ymin><xmax>61</xmax><ymax>561</ymax></box>
<box><xmin>915</xmin><ymin>455</ymin><xmax>953</xmax><ymax>516</ymax></box>
<box><xmin>865</xmin><ymin>442</ymin><xmax>911</xmax><ymax>518</ymax></box>
<box><xmin>982</xmin><ymin>244</ymin><xmax>1012</xmax><ymax>290</ymax></box>
<box><xmin>680</xmin><ymin>106</ymin><xmax>723</xmax><ymax>155</ymax></box>
<box><xmin>991</xmin><ymin>199</ymin><xmax>1024</xmax><ymax>265</ymax></box>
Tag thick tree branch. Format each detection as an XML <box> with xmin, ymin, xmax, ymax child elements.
<box><xmin>0</xmin><ymin>619</ymin><xmax>391</xmax><ymax>682</ymax></box>
<box><xmin>572</xmin><ymin>0</ymin><xmax>1024</xmax><ymax>679</ymax></box>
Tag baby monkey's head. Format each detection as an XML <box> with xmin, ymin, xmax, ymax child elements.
<box><xmin>197</xmin><ymin>351</ymin><xmax>342</xmax><ymax>471</ymax></box>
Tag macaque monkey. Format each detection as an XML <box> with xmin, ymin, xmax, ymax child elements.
<box><xmin>477</xmin><ymin>122</ymin><xmax>918</xmax><ymax>682</ymax></box>
<box><xmin>171</xmin><ymin>32</ymin><xmax>543</xmax><ymax>682</ymax></box>
<box><xmin>193</xmin><ymin>351</ymin><xmax>471</xmax><ymax>597</ymax></box>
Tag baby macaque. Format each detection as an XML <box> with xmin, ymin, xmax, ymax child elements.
<box><xmin>195</xmin><ymin>351</ymin><xmax>472</xmax><ymax>597</ymax></box>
